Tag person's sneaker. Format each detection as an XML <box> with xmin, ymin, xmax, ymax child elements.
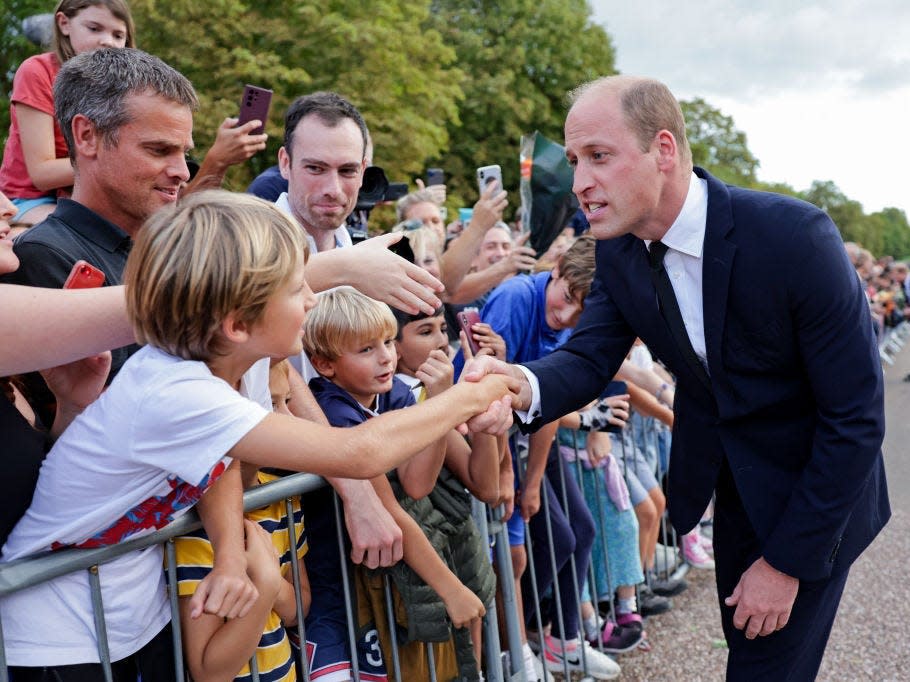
<box><xmin>648</xmin><ymin>572</ymin><xmax>688</xmax><ymax>597</ymax></box>
<box><xmin>615</xmin><ymin>611</ymin><xmax>644</xmax><ymax>633</ymax></box>
<box><xmin>639</xmin><ymin>587</ymin><xmax>672</xmax><ymax>617</ymax></box>
<box><xmin>598</xmin><ymin>620</ymin><xmax>644</xmax><ymax>654</ymax></box>
<box><xmin>522</xmin><ymin>642</ymin><xmax>553</xmax><ymax>682</ymax></box>
<box><xmin>540</xmin><ymin>635</ymin><xmax>620</xmax><ymax>680</ymax></box>
<box><xmin>652</xmin><ymin>541</ymin><xmax>678</xmax><ymax>573</ymax></box>
<box><xmin>681</xmin><ymin>531</ymin><xmax>716</xmax><ymax>569</ymax></box>
<box><xmin>697</xmin><ymin>529</ymin><xmax>714</xmax><ymax>554</ymax></box>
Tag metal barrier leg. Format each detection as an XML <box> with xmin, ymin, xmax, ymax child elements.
<box><xmin>425</xmin><ymin>640</ymin><xmax>438</xmax><ymax>682</ymax></box>
<box><xmin>284</xmin><ymin>498</ymin><xmax>311</xmax><ymax>682</ymax></box>
<box><xmin>88</xmin><ymin>565</ymin><xmax>114</xmax><ymax>682</ymax></box>
<box><xmin>472</xmin><ymin>498</ymin><xmax>504</xmax><ymax>682</ymax></box>
<box><xmin>536</xmin><ymin>474</ymin><xmax>572</xmax><ymax>679</ymax></box>
<box><xmin>515</xmin><ymin>448</ymin><xmax>547</xmax><ymax>671</ymax></box>
<box><xmin>553</xmin><ymin>448</ymin><xmax>591</xmax><ymax>677</ymax></box>
<box><xmin>249</xmin><ymin>650</ymin><xmax>261</xmax><ymax>682</ymax></box>
<box><xmin>382</xmin><ymin>575</ymin><xmax>403</xmax><ymax>681</ymax></box>
<box><xmin>165</xmin><ymin>540</ymin><xmax>187</xmax><ymax>682</ymax></box>
<box><xmin>491</xmin><ymin>504</ymin><xmax>525</xmax><ymax>680</ymax></box>
<box><xmin>0</xmin><ymin>612</ymin><xmax>8</xmax><ymax>682</ymax></box>
<box><xmin>331</xmin><ymin>492</ymin><xmax>361</xmax><ymax>680</ymax></box>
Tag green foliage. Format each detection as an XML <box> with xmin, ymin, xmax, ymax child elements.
<box><xmin>424</xmin><ymin>0</ymin><xmax>616</xmax><ymax>209</ymax></box>
<box><xmin>1</xmin><ymin>2</ymin><xmax>905</xmax><ymax>257</ymax></box>
<box><xmin>130</xmin><ymin>0</ymin><xmax>462</xmax><ymax>191</ymax></box>
<box><xmin>0</xmin><ymin>0</ymin><xmax>49</xmax><ymax>144</ymax></box>
<box><xmin>681</xmin><ymin>97</ymin><xmax>758</xmax><ymax>186</ymax></box>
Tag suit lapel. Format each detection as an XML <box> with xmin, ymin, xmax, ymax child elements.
<box><xmin>698</xmin><ymin>169</ymin><xmax>736</xmax><ymax>379</ymax></box>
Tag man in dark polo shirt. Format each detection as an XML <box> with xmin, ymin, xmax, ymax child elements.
<box><xmin>1</xmin><ymin>48</ymin><xmax>197</xmax><ymax>422</ymax></box>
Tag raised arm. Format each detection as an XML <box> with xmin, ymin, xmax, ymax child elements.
<box><xmin>231</xmin><ymin>375</ymin><xmax>514</xmax><ymax>478</ymax></box>
<box><xmin>0</xmin><ymin>285</ymin><xmax>132</xmax><ymax>375</ymax></box>
<box><xmin>304</xmin><ymin>233</ymin><xmax>444</xmax><ymax>315</ymax></box>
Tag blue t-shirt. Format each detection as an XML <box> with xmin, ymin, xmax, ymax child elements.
<box><xmin>454</xmin><ymin>271</ymin><xmax>571</xmax><ymax>377</ymax></box>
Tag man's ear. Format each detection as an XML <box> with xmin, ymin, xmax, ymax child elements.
<box><xmin>654</xmin><ymin>129</ymin><xmax>678</xmax><ymax>171</ymax></box>
<box><xmin>309</xmin><ymin>354</ymin><xmax>336</xmax><ymax>378</ymax></box>
<box><xmin>221</xmin><ymin>311</ymin><xmax>252</xmax><ymax>345</ymax></box>
<box><xmin>71</xmin><ymin>114</ymin><xmax>102</xmax><ymax>159</ymax></box>
<box><xmin>278</xmin><ymin>146</ymin><xmax>291</xmax><ymax>180</ymax></box>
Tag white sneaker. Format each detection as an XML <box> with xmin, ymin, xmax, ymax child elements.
<box><xmin>681</xmin><ymin>531</ymin><xmax>716</xmax><ymax>569</ymax></box>
<box><xmin>652</xmin><ymin>541</ymin><xmax>679</xmax><ymax>573</ymax></box>
<box><xmin>522</xmin><ymin>642</ymin><xmax>553</xmax><ymax>682</ymax></box>
<box><xmin>540</xmin><ymin>635</ymin><xmax>620</xmax><ymax>680</ymax></box>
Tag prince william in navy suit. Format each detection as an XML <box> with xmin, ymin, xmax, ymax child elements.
<box><xmin>464</xmin><ymin>75</ymin><xmax>889</xmax><ymax>680</ymax></box>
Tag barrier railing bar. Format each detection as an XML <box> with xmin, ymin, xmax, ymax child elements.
<box><xmin>0</xmin><ymin>473</ymin><xmax>327</xmax><ymax>597</ymax></box>
<box><xmin>381</xmin><ymin>575</ymin><xmax>402</xmax><ymax>681</ymax></box>
<box><xmin>88</xmin><ymin>565</ymin><xmax>114</xmax><ymax>682</ymax></box>
<box><xmin>164</xmin><ymin>539</ymin><xmax>186</xmax><ymax>681</ymax></box>
<box><xmin>472</xmin><ymin>496</ymin><xmax>504</xmax><ymax>682</ymax></box>
<box><xmin>284</xmin><ymin>497</ymin><xmax>310</xmax><ymax>682</ymax></box>
<box><xmin>331</xmin><ymin>491</ymin><xmax>360</xmax><ymax>680</ymax></box>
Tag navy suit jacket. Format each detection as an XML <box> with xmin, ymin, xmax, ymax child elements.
<box><xmin>526</xmin><ymin>168</ymin><xmax>889</xmax><ymax>582</ymax></box>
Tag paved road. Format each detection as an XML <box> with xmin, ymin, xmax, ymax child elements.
<box><xmin>611</xmin><ymin>344</ymin><xmax>910</xmax><ymax>681</ymax></box>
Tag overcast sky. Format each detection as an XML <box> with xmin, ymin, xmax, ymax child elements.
<box><xmin>588</xmin><ymin>0</ymin><xmax>910</xmax><ymax>217</ymax></box>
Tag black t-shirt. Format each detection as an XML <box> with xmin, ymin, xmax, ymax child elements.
<box><xmin>0</xmin><ymin>199</ymin><xmax>141</xmax><ymax>424</ymax></box>
<box><xmin>0</xmin><ymin>396</ymin><xmax>46</xmax><ymax>548</ymax></box>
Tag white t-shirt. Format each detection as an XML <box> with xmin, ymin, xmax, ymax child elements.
<box><xmin>0</xmin><ymin>346</ymin><xmax>270</xmax><ymax>665</ymax></box>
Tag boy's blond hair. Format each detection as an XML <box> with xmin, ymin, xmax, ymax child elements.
<box><xmin>125</xmin><ymin>190</ymin><xmax>307</xmax><ymax>362</ymax></box>
<box><xmin>302</xmin><ymin>286</ymin><xmax>397</xmax><ymax>360</ymax></box>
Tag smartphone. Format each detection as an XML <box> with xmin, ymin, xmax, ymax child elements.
<box><xmin>388</xmin><ymin>234</ymin><xmax>415</xmax><ymax>263</ymax></box>
<box><xmin>426</xmin><ymin>167</ymin><xmax>445</xmax><ymax>186</ymax></box>
<box><xmin>476</xmin><ymin>164</ymin><xmax>503</xmax><ymax>195</ymax></box>
<box><xmin>457</xmin><ymin>308</ymin><xmax>482</xmax><ymax>356</ymax></box>
<box><xmin>237</xmin><ymin>84</ymin><xmax>273</xmax><ymax>135</ymax></box>
<box><xmin>63</xmin><ymin>260</ymin><xmax>105</xmax><ymax>289</ymax></box>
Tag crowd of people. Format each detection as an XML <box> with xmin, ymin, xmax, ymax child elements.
<box><xmin>0</xmin><ymin>3</ymin><xmax>893</xmax><ymax>682</ymax></box>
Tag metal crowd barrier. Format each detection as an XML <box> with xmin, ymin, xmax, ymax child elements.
<box><xmin>879</xmin><ymin>320</ymin><xmax>910</xmax><ymax>365</ymax></box>
<box><xmin>0</xmin><ymin>472</ymin><xmax>529</xmax><ymax>682</ymax></box>
<box><xmin>0</xmin><ymin>414</ymin><xmax>688</xmax><ymax>682</ymax></box>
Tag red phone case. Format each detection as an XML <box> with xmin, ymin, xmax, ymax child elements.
<box><xmin>238</xmin><ymin>84</ymin><xmax>273</xmax><ymax>136</ymax></box>
<box><xmin>458</xmin><ymin>310</ymin><xmax>481</xmax><ymax>355</ymax></box>
<box><xmin>63</xmin><ymin>260</ymin><xmax>106</xmax><ymax>289</ymax></box>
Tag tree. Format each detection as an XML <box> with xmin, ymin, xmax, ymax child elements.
<box><xmin>131</xmin><ymin>0</ymin><xmax>462</xmax><ymax>191</ymax></box>
<box><xmin>873</xmin><ymin>207</ymin><xmax>910</xmax><ymax>260</ymax></box>
<box><xmin>425</xmin><ymin>0</ymin><xmax>616</xmax><ymax>209</ymax></box>
<box><xmin>804</xmin><ymin>179</ymin><xmax>871</xmax><ymax>248</ymax></box>
<box><xmin>0</xmin><ymin>1</ymin><xmax>50</xmax><ymax>145</ymax></box>
<box><xmin>681</xmin><ymin>97</ymin><xmax>759</xmax><ymax>186</ymax></box>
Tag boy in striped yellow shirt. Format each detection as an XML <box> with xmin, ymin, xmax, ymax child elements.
<box><xmin>174</xmin><ymin>360</ymin><xmax>310</xmax><ymax>682</ymax></box>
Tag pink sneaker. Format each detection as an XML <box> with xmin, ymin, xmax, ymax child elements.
<box><xmin>697</xmin><ymin>530</ymin><xmax>714</xmax><ymax>555</ymax></box>
<box><xmin>681</xmin><ymin>531</ymin><xmax>715</xmax><ymax>569</ymax></box>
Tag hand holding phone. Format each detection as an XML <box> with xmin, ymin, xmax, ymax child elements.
<box><xmin>477</xmin><ymin>164</ymin><xmax>503</xmax><ymax>195</ymax></box>
<box><xmin>426</xmin><ymin>168</ymin><xmax>445</xmax><ymax>186</ymax></box>
<box><xmin>63</xmin><ymin>260</ymin><xmax>105</xmax><ymax>289</ymax></box>
<box><xmin>457</xmin><ymin>308</ymin><xmax>481</xmax><ymax>356</ymax></box>
<box><xmin>237</xmin><ymin>84</ymin><xmax>273</xmax><ymax>135</ymax></box>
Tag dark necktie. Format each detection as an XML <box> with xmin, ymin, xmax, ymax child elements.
<box><xmin>648</xmin><ymin>241</ymin><xmax>711</xmax><ymax>391</ymax></box>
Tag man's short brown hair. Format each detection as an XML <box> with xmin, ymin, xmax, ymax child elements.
<box><xmin>557</xmin><ymin>234</ymin><xmax>596</xmax><ymax>301</ymax></box>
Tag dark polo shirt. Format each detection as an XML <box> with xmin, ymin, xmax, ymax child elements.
<box><xmin>1</xmin><ymin>199</ymin><xmax>141</xmax><ymax>422</ymax></box>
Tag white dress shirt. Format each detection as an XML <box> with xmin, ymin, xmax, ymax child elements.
<box><xmin>519</xmin><ymin>172</ymin><xmax>709</xmax><ymax>423</ymax></box>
